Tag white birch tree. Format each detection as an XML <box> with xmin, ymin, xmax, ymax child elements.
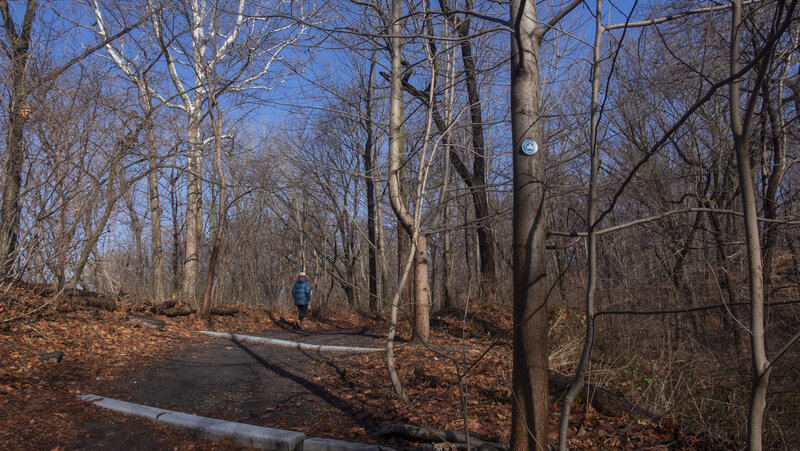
<box><xmin>142</xmin><ymin>0</ymin><xmax>308</xmax><ymax>302</ymax></box>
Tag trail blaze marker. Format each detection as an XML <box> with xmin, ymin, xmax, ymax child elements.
<box><xmin>521</xmin><ymin>139</ymin><xmax>538</xmax><ymax>155</ymax></box>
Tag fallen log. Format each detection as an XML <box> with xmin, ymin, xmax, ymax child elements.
<box><xmin>126</xmin><ymin>313</ymin><xmax>165</xmax><ymax>330</ymax></box>
<box><xmin>549</xmin><ymin>370</ymin><xmax>654</xmax><ymax>419</ymax></box>
<box><xmin>210</xmin><ymin>306</ymin><xmax>238</xmax><ymax>316</ymax></box>
<box><xmin>163</xmin><ymin>307</ymin><xmax>196</xmax><ymax>317</ymax></box>
<box><xmin>148</xmin><ymin>300</ymin><xmax>178</xmax><ymax>315</ymax></box>
<box><xmin>376</xmin><ymin>424</ymin><xmax>505</xmax><ymax>450</ymax></box>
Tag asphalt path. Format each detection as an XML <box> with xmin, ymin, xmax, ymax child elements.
<box><xmin>77</xmin><ymin>326</ymin><xmax>388</xmax><ymax>449</ymax></box>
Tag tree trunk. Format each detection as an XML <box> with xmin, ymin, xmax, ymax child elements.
<box><xmin>377</xmin><ymin>191</ymin><xmax>391</xmax><ymax>309</ymax></box>
<box><xmin>510</xmin><ymin>1</ymin><xmax>549</xmax><ymax>449</ymax></box>
<box><xmin>413</xmin><ymin>233</ymin><xmax>430</xmax><ymax>341</ymax></box>
<box><xmin>294</xmin><ymin>197</ymin><xmax>306</xmax><ymax>272</ymax></box>
<box><xmin>200</xmin><ymin>96</ymin><xmax>227</xmax><ymax>319</ymax></box>
<box><xmin>730</xmin><ymin>2</ymin><xmax>773</xmax><ymax>448</ymax></box>
<box><xmin>170</xmin><ymin>165</ymin><xmax>182</xmax><ymax>295</ymax></box>
<box><xmin>0</xmin><ymin>0</ymin><xmax>37</xmax><ymax>279</ymax></box>
<box><xmin>389</xmin><ymin>0</ymin><xmax>428</xmax><ymax>342</ymax></box>
<box><xmin>364</xmin><ymin>57</ymin><xmax>379</xmax><ymax>313</ymax></box>
<box><xmin>388</xmin><ymin>0</ymin><xmax>428</xmax><ymax>344</ymax></box>
<box><xmin>759</xmin><ymin>77</ymin><xmax>787</xmax><ymax>302</ymax></box>
<box><xmin>397</xmin><ymin>138</ymin><xmax>412</xmax><ymax>315</ymax></box>
<box><xmin>54</xmin><ymin>149</ymin><xmax>69</xmax><ymax>291</ymax></box>
<box><xmin>559</xmin><ymin>3</ymin><xmax>602</xmax><ymax>447</ymax></box>
<box><xmin>146</xmin><ymin>116</ymin><xmax>165</xmax><ymax>302</ymax></box>
<box><xmin>182</xmin><ymin>116</ymin><xmax>203</xmax><ymax>303</ymax></box>
<box><xmin>439</xmin><ymin>0</ymin><xmax>496</xmax><ymax>293</ymax></box>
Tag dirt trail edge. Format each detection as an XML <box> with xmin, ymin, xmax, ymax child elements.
<box><xmin>81</xmin><ymin>328</ymin><xmax>392</xmax><ymax>450</ymax></box>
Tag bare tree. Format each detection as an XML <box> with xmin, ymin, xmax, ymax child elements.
<box><xmin>0</xmin><ymin>0</ymin><xmax>36</xmax><ymax>278</ymax></box>
<box><xmin>729</xmin><ymin>1</ymin><xmax>797</xmax><ymax>448</ymax></box>
<box><xmin>89</xmin><ymin>0</ymin><xmax>168</xmax><ymax>300</ymax></box>
<box><xmin>145</xmin><ymin>0</ymin><xmax>307</xmax><ymax>302</ymax></box>
<box><xmin>509</xmin><ymin>0</ymin><xmax>581</xmax><ymax>448</ymax></box>
<box><xmin>438</xmin><ymin>0</ymin><xmax>497</xmax><ymax>293</ymax></box>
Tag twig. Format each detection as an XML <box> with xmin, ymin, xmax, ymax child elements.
<box><xmin>24</xmin><ymin>323</ymin><xmax>54</xmax><ymax>344</ymax></box>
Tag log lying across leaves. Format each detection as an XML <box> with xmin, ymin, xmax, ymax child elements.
<box><xmin>163</xmin><ymin>307</ymin><xmax>196</xmax><ymax>317</ymax></box>
<box><xmin>210</xmin><ymin>306</ymin><xmax>238</xmax><ymax>316</ymax></box>
<box><xmin>549</xmin><ymin>371</ymin><xmax>654</xmax><ymax>419</ymax></box>
<box><xmin>162</xmin><ymin>306</ymin><xmax>239</xmax><ymax>317</ymax></box>
<box><xmin>376</xmin><ymin>424</ymin><xmax>506</xmax><ymax>450</ymax></box>
<box><xmin>126</xmin><ymin>313</ymin><xmax>165</xmax><ymax>330</ymax></box>
<box><xmin>147</xmin><ymin>300</ymin><xmax>178</xmax><ymax>315</ymax></box>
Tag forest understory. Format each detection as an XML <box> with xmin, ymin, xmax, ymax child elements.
<box><xmin>4</xmin><ymin>281</ymin><xmax>795</xmax><ymax>449</ymax></box>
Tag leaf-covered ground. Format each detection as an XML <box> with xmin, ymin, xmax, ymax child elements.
<box><xmin>1</xmin><ymin>285</ymin><xmax>704</xmax><ymax>449</ymax></box>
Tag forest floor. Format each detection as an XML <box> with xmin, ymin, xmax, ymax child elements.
<box><xmin>0</xmin><ymin>284</ymin><xmax>710</xmax><ymax>450</ymax></box>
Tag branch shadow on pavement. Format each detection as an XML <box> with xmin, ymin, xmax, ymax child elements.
<box><xmin>229</xmin><ymin>337</ymin><xmax>388</xmax><ymax>435</ymax></box>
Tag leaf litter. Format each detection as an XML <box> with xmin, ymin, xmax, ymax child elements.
<box><xmin>0</xmin><ymin>285</ymin><xmax>702</xmax><ymax>449</ymax></box>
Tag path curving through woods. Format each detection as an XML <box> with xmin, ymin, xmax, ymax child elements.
<box><xmin>78</xmin><ymin>327</ymin><xmax>390</xmax><ymax>449</ymax></box>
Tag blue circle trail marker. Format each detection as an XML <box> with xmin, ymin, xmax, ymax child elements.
<box><xmin>521</xmin><ymin>139</ymin><xmax>538</xmax><ymax>155</ymax></box>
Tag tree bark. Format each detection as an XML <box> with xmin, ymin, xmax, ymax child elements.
<box><xmin>183</xmin><ymin>116</ymin><xmax>203</xmax><ymax>303</ymax></box>
<box><xmin>387</xmin><ymin>0</ymin><xmax>428</xmax><ymax>344</ymax></box>
<box><xmin>146</xmin><ymin>113</ymin><xmax>166</xmax><ymax>302</ymax></box>
<box><xmin>558</xmin><ymin>2</ymin><xmax>602</xmax><ymax>448</ymax></box>
<box><xmin>377</xmin><ymin>189</ymin><xmax>391</xmax><ymax>309</ymax></box>
<box><xmin>364</xmin><ymin>56</ymin><xmax>379</xmax><ymax>313</ymax></box>
<box><xmin>413</xmin><ymin>233</ymin><xmax>430</xmax><ymax>341</ymax></box>
<box><xmin>759</xmin><ymin>76</ymin><xmax>787</xmax><ymax>300</ymax></box>
<box><xmin>439</xmin><ymin>0</ymin><xmax>496</xmax><ymax>294</ymax></box>
<box><xmin>729</xmin><ymin>1</ymin><xmax>782</xmax><ymax>448</ymax></box>
<box><xmin>0</xmin><ymin>0</ymin><xmax>37</xmax><ymax>279</ymax></box>
<box><xmin>510</xmin><ymin>1</ymin><xmax>549</xmax><ymax>449</ymax></box>
<box><xmin>169</xmin><ymin>166</ymin><xmax>182</xmax><ymax>295</ymax></box>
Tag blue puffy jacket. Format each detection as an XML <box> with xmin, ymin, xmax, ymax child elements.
<box><xmin>292</xmin><ymin>277</ymin><xmax>311</xmax><ymax>305</ymax></box>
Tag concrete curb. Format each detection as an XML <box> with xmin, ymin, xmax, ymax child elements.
<box><xmin>198</xmin><ymin>331</ymin><xmax>384</xmax><ymax>353</ymax></box>
<box><xmin>80</xmin><ymin>394</ymin><xmax>394</xmax><ymax>451</ymax></box>
<box><xmin>79</xmin><ymin>394</ymin><xmax>304</xmax><ymax>450</ymax></box>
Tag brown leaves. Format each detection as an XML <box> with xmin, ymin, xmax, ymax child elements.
<box><xmin>0</xmin><ymin>284</ymin><xmax>694</xmax><ymax>449</ymax></box>
<box><xmin>0</xmin><ymin>284</ymin><xmax>276</xmax><ymax>449</ymax></box>
<box><xmin>317</xmin><ymin>313</ymin><xmax>692</xmax><ymax>449</ymax></box>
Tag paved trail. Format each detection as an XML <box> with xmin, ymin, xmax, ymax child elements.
<box><xmin>77</xmin><ymin>327</ymin><xmax>387</xmax><ymax>449</ymax></box>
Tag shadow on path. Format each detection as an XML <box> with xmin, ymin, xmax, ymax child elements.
<box><xmin>95</xmin><ymin>328</ymin><xmax>391</xmax><ymax>443</ymax></box>
<box><xmin>229</xmin><ymin>337</ymin><xmax>381</xmax><ymax>433</ymax></box>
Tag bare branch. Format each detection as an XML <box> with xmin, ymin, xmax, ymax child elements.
<box><xmin>605</xmin><ymin>0</ymin><xmax>766</xmax><ymax>31</ymax></box>
<box><xmin>550</xmin><ymin>208</ymin><xmax>800</xmax><ymax>238</ymax></box>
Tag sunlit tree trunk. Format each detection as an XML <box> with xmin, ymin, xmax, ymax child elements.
<box><xmin>146</xmin><ymin>115</ymin><xmax>166</xmax><ymax>301</ymax></box>
<box><xmin>183</xmin><ymin>116</ymin><xmax>203</xmax><ymax>303</ymax></box>
<box><xmin>510</xmin><ymin>1</ymin><xmax>549</xmax><ymax>448</ymax></box>
<box><xmin>387</xmin><ymin>0</ymin><xmax>429</xmax><ymax>344</ymax></box>
<box><xmin>730</xmin><ymin>1</ymin><xmax>768</xmax><ymax>448</ymax></box>
<box><xmin>200</xmin><ymin>96</ymin><xmax>226</xmax><ymax>319</ymax></box>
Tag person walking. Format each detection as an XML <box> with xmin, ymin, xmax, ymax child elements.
<box><xmin>291</xmin><ymin>272</ymin><xmax>311</xmax><ymax>328</ymax></box>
